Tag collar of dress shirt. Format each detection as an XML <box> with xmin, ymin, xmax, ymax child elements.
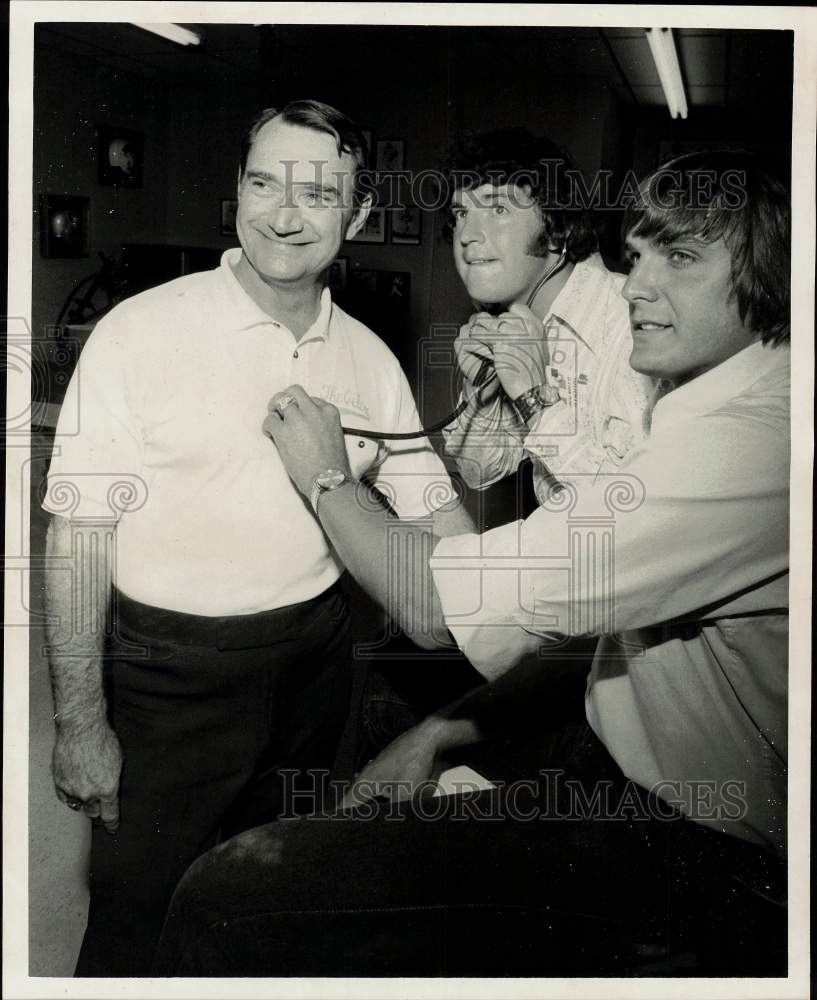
<box><xmin>218</xmin><ymin>247</ymin><xmax>333</xmax><ymax>341</ymax></box>
<box><xmin>542</xmin><ymin>252</ymin><xmax>611</xmax><ymax>350</ymax></box>
<box><xmin>650</xmin><ymin>339</ymin><xmax>790</xmax><ymax>433</ymax></box>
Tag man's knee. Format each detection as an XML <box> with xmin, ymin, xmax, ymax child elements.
<box><xmin>155</xmin><ymin>825</ymin><xmax>290</xmax><ymax>974</ymax></box>
<box><xmin>187</xmin><ymin>824</ymin><xmax>288</xmax><ymax>904</ymax></box>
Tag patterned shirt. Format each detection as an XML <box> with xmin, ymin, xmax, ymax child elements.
<box><xmin>443</xmin><ymin>254</ymin><xmax>658</xmax><ymax>503</ymax></box>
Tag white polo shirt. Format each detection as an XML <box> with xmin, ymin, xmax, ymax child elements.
<box><xmin>44</xmin><ymin>249</ymin><xmax>452</xmax><ymax>616</ymax></box>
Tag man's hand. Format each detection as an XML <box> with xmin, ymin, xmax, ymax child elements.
<box><xmin>341</xmin><ymin>718</ymin><xmax>449</xmax><ymax>809</ymax></box>
<box><xmin>455</xmin><ymin>305</ymin><xmax>548</xmax><ymax>400</ymax></box>
<box><xmin>263</xmin><ymin>385</ymin><xmax>352</xmax><ymax>496</ymax></box>
<box><xmin>453</xmin><ymin>311</ymin><xmax>497</xmax><ymax>384</ymax></box>
<box><xmin>53</xmin><ymin>717</ymin><xmax>123</xmax><ymax>833</ymax></box>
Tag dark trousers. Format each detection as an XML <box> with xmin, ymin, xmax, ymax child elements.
<box><xmin>153</xmin><ymin>721</ymin><xmax>786</xmax><ymax>978</ymax></box>
<box><xmin>75</xmin><ymin>582</ymin><xmax>352</xmax><ymax>977</ymax></box>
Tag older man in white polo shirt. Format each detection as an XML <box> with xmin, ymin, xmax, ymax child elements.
<box><xmin>43</xmin><ymin>99</ymin><xmax>471</xmax><ymax>977</ymax></box>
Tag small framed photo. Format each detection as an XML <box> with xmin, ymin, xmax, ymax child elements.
<box><xmin>97</xmin><ymin>125</ymin><xmax>143</xmax><ymax>187</ymax></box>
<box><xmin>327</xmin><ymin>257</ymin><xmax>348</xmax><ymax>295</ymax></box>
<box><xmin>347</xmin><ymin>207</ymin><xmax>387</xmax><ymax>244</ymax></box>
<box><xmin>375</xmin><ymin>139</ymin><xmax>405</xmax><ymax>172</ymax></box>
<box><xmin>377</xmin><ymin>270</ymin><xmax>411</xmax><ymax>312</ymax></box>
<box><xmin>220</xmin><ymin>199</ymin><xmax>238</xmax><ymax>236</ymax></box>
<box><xmin>39</xmin><ymin>194</ymin><xmax>90</xmax><ymax>258</ymax></box>
<box><xmin>391</xmin><ymin>206</ymin><xmax>422</xmax><ymax>245</ymax></box>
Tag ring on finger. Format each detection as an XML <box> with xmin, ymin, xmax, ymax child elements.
<box><xmin>276</xmin><ymin>393</ymin><xmax>296</xmax><ymax>414</ymax></box>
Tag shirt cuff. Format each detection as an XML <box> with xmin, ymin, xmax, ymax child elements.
<box><xmin>430</xmin><ymin>522</ymin><xmax>530</xmax><ymax>662</ymax></box>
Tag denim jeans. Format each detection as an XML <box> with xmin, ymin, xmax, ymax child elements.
<box><xmin>75</xmin><ymin>582</ymin><xmax>352</xmax><ymax>977</ymax></box>
<box><xmin>153</xmin><ymin>722</ymin><xmax>786</xmax><ymax>977</ymax></box>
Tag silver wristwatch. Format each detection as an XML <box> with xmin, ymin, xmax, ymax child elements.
<box><xmin>512</xmin><ymin>383</ymin><xmax>561</xmax><ymax>424</ymax></box>
<box><xmin>309</xmin><ymin>468</ymin><xmax>353</xmax><ymax>515</ymax></box>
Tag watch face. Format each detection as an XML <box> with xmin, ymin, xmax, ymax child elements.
<box><xmin>316</xmin><ymin>469</ymin><xmax>347</xmax><ymax>490</ymax></box>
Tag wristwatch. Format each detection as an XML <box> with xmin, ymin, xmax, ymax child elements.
<box><xmin>512</xmin><ymin>383</ymin><xmax>561</xmax><ymax>424</ymax></box>
<box><xmin>309</xmin><ymin>468</ymin><xmax>353</xmax><ymax>515</ymax></box>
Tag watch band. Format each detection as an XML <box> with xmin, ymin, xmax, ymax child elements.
<box><xmin>309</xmin><ymin>470</ymin><xmax>353</xmax><ymax>516</ymax></box>
<box><xmin>512</xmin><ymin>384</ymin><xmax>560</xmax><ymax>424</ymax></box>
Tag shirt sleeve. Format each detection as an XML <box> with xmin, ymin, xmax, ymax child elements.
<box><xmin>368</xmin><ymin>365</ymin><xmax>457</xmax><ymax>520</ymax></box>
<box><xmin>441</xmin><ymin>376</ymin><xmax>526</xmax><ymax>489</ymax></box>
<box><xmin>42</xmin><ymin>317</ymin><xmax>144</xmax><ymax>522</ymax></box>
<box><xmin>431</xmin><ymin>397</ymin><xmax>789</xmax><ymax>672</ymax></box>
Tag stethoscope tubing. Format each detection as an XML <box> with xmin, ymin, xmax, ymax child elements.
<box><xmin>341</xmin><ymin>247</ymin><xmax>568</xmax><ymax>441</ymax></box>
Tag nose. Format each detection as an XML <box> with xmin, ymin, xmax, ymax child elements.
<box><xmin>266</xmin><ymin>202</ymin><xmax>304</xmax><ymax>236</ymax></box>
<box><xmin>622</xmin><ymin>257</ymin><xmax>659</xmax><ymax>304</ymax></box>
<box><xmin>458</xmin><ymin>212</ymin><xmax>485</xmax><ymax>246</ymax></box>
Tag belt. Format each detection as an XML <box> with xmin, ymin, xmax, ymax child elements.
<box><xmin>111</xmin><ymin>581</ymin><xmax>345</xmax><ymax>651</ymax></box>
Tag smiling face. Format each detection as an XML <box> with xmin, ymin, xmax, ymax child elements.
<box><xmin>236</xmin><ymin>118</ymin><xmax>366</xmax><ymax>295</ymax></box>
<box><xmin>451</xmin><ymin>184</ymin><xmax>554</xmax><ymax>308</ymax></box>
<box><xmin>622</xmin><ymin>232</ymin><xmax>760</xmax><ymax>387</ymax></box>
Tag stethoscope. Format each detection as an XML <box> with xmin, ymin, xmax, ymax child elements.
<box><xmin>340</xmin><ymin>246</ymin><xmax>568</xmax><ymax>440</ymax></box>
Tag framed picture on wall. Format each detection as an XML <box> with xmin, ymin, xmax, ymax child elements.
<box><xmin>390</xmin><ymin>206</ymin><xmax>422</xmax><ymax>245</ymax></box>
<box><xmin>97</xmin><ymin>125</ymin><xmax>143</xmax><ymax>188</ymax></box>
<box><xmin>327</xmin><ymin>257</ymin><xmax>348</xmax><ymax>295</ymax></box>
<box><xmin>375</xmin><ymin>139</ymin><xmax>405</xmax><ymax>172</ymax></box>
<box><xmin>377</xmin><ymin>270</ymin><xmax>411</xmax><ymax>311</ymax></box>
<box><xmin>39</xmin><ymin>194</ymin><xmax>89</xmax><ymax>258</ymax></box>
<box><xmin>220</xmin><ymin>199</ymin><xmax>238</xmax><ymax>236</ymax></box>
<box><xmin>347</xmin><ymin>207</ymin><xmax>387</xmax><ymax>244</ymax></box>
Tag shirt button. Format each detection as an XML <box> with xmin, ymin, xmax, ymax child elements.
<box><xmin>293</xmin><ymin>350</ymin><xmax>299</xmax><ymax>359</ymax></box>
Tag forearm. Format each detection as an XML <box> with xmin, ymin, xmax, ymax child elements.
<box><xmin>414</xmin><ymin>649</ymin><xmax>575</xmax><ymax>755</ymax></box>
<box><xmin>45</xmin><ymin>516</ymin><xmax>112</xmax><ymax>729</ymax></box>
<box><xmin>317</xmin><ymin>483</ymin><xmax>450</xmax><ymax>649</ymax></box>
<box><xmin>431</xmin><ymin>497</ymin><xmax>475</xmax><ymax>537</ymax></box>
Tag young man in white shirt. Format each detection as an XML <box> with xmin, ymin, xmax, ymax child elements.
<box><xmin>154</xmin><ymin>150</ymin><xmax>790</xmax><ymax>976</ymax></box>
<box><xmin>442</xmin><ymin>127</ymin><xmax>657</xmax><ymax>501</ymax></box>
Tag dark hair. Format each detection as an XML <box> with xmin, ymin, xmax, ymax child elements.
<box><xmin>440</xmin><ymin>127</ymin><xmax>598</xmax><ymax>262</ymax></box>
<box><xmin>622</xmin><ymin>150</ymin><xmax>790</xmax><ymax>346</ymax></box>
<box><xmin>239</xmin><ymin>99</ymin><xmax>370</xmax><ymax>206</ymax></box>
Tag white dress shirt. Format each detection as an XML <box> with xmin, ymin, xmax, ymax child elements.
<box><xmin>431</xmin><ymin>341</ymin><xmax>790</xmax><ymax>852</ymax></box>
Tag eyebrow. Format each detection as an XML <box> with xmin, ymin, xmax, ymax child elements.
<box><xmin>624</xmin><ymin>234</ymin><xmax>710</xmax><ymax>253</ymax></box>
<box><xmin>658</xmin><ymin>234</ymin><xmax>709</xmax><ymax>247</ymax></box>
<box><xmin>244</xmin><ymin>169</ymin><xmax>282</xmax><ymax>184</ymax></box>
<box><xmin>451</xmin><ymin>189</ymin><xmax>512</xmax><ymax>210</ymax></box>
<box><xmin>244</xmin><ymin>170</ymin><xmax>341</xmax><ymax>197</ymax></box>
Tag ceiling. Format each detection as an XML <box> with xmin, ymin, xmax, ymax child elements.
<box><xmin>36</xmin><ymin>21</ymin><xmax>793</xmax><ymax>118</ymax></box>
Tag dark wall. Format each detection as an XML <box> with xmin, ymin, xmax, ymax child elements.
<box><xmin>32</xmin><ymin>24</ymin><xmax>793</xmax><ymax>425</ymax></box>
<box><xmin>33</xmin><ymin>38</ymin><xmax>168</xmax><ymax>342</ymax></box>
<box><xmin>32</xmin><ymin>26</ymin><xmax>260</xmax><ymax>344</ymax></box>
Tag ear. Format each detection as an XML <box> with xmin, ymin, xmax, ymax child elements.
<box><xmin>344</xmin><ymin>194</ymin><xmax>372</xmax><ymax>242</ymax></box>
<box><xmin>236</xmin><ymin>166</ymin><xmax>243</xmax><ymax>201</ymax></box>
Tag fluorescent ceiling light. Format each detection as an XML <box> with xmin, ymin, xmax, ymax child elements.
<box><xmin>132</xmin><ymin>23</ymin><xmax>202</xmax><ymax>46</ymax></box>
<box><xmin>645</xmin><ymin>27</ymin><xmax>688</xmax><ymax>120</ymax></box>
